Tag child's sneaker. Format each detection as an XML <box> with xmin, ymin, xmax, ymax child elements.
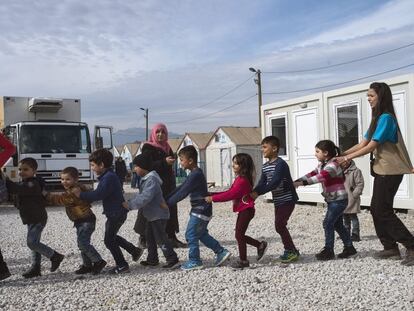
<box><xmin>214</xmin><ymin>249</ymin><xmax>231</xmax><ymax>266</ymax></box>
<box><xmin>140</xmin><ymin>260</ymin><xmax>159</xmax><ymax>267</ymax></box>
<box><xmin>75</xmin><ymin>265</ymin><xmax>93</xmax><ymax>275</ymax></box>
<box><xmin>337</xmin><ymin>246</ymin><xmax>357</xmax><ymax>259</ymax></box>
<box><xmin>180</xmin><ymin>261</ymin><xmax>203</xmax><ymax>271</ymax></box>
<box><xmin>315</xmin><ymin>247</ymin><xmax>335</xmax><ymax>261</ymax></box>
<box><xmin>279</xmin><ymin>250</ymin><xmax>300</xmax><ymax>263</ymax></box>
<box><xmin>108</xmin><ymin>265</ymin><xmax>129</xmax><ymax>274</ymax></box>
<box><xmin>162</xmin><ymin>259</ymin><xmax>180</xmax><ymax>269</ymax></box>
<box><xmin>231</xmin><ymin>260</ymin><xmax>250</xmax><ymax>270</ymax></box>
<box><xmin>50</xmin><ymin>251</ymin><xmax>64</xmax><ymax>272</ymax></box>
<box><xmin>92</xmin><ymin>260</ymin><xmax>107</xmax><ymax>275</ymax></box>
<box><xmin>351</xmin><ymin>233</ymin><xmax>361</xmax><ymax>242</ymax></box>
<box><xmin>22</xmin><ymin>266</ymin><xmax>41</xmax><ymax>279</ymax></box>
<box><xmin>257</xmin><ymin>241</ymin><xmax>268</xmax><ymax>262</ymax></box>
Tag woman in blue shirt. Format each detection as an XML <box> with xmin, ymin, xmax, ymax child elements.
<box><xmin>336</xmin><ymin>82</ymin><xmax>414</xmax><ymax>266</ymax></box>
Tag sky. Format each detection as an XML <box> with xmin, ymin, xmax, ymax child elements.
<box><xmin>1</xmin><ymin>0</ymin><xmax>414</xmax><ymax>137</ymax></box>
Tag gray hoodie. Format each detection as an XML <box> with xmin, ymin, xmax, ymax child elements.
<box><xmin>128</xmin><ymin>171</ymin><xmax>170</xmax><ymax>221</ymax></box>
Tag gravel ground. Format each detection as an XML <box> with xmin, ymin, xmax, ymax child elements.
<box><xmin>1</xmin><ymin>185</ymin><xmax>414</xmax><ymax>310</ymax></box>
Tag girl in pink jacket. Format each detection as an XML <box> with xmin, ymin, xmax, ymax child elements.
<box><xmin>205</xmin><ymin>153</ymin><xmax>267</xmax><ymax>269</ymax></box>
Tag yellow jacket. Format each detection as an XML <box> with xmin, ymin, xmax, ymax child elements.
<box><xmin>47</xmin><ymin>184</ymin><xmax>94</xmax><ymax>221</ymax></box>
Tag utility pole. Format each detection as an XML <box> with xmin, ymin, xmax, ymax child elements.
<box><xmin>249</xmin><ymin>67</ymin><xmax>262</xmax><ymax>127</ymax></box>
<box><xmin>140</xmin><ymin>107</ymin><xmax>149</xmax><ymax>141</ymax></box>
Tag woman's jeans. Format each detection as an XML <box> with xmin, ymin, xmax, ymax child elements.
<box><xmin>371</xmin><ymin>175</ymin><xmax>414</xmax><ymax>250</ymax></box>
<box><xmin>185</xmin><ymin>214</ymin><xmax>223</xmax><ymax>264</ymax></box>
<box><xmin>27</xmin><ymin>223</ymin><xmax>55</xmax><ymax>268</ymax></box>
<box><xmin>75</xmin><ymin>221</ymin><xmax>103</xmax><ymax>267</ymax></box>
<box><xmin>323</xmin><ymin>199</ymin><xmax>352</xmax><ymax>249</ymax></box>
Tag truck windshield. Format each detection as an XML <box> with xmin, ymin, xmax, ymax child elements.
<box><xmin>19</xmin><ymin>125</ymin><xmax>91</xmax><ymax>154</ymax></box>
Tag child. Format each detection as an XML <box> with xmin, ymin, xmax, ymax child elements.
<box><xmin>205</xmin><ymin>153</ymin><xmax>266</xmax><ymax>269</ymax></box>
<box><xmin>46</xmin><ymin>167</ymin><xmax>107</xmax><ymax>275</ymax></box>
<box><xmin>166</xmin><ymin>145</ymin><xmax>230</xmax><ymax>271</ymax></box>
<box><xmin>0</xmin><ymin>132</ymin><xmax>15</xmax><ymax>281</ymax></box>
<box><xmin>6</xmin><ymin>157</ymin><xmax>64</xmax><ymax>278</ymax></box>
<box><xmin>249</xmin><ymin>136</ymin><xmax>299</xmax><ymax>263</ymax></box>
<box><xmin>342</xmin><ymin>160</ymin><xmax>364</xmax><ymax>242</ymax></box>
<box><xmin>294</xmin><ymin>140</ymin><xmax>357</xmax><ymax>260</ymax></box>
<box><xmin>73</xmin><ymin>149</ymin><xmax>142</xmax><ymax>274</ymax></box>
<box><xmin>125</xmin><ymin>154</ymin><xmax>179</xmax><ymax>269</ymax></box>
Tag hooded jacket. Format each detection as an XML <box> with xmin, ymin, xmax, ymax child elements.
<box><xmin>343</xmin><ymin>160</ymin><xmax>364</xmax><ymax>214</ymax></box>
<box><xmin>128</xmin><ymin>171</ymin><xmax>169</xmax><ymax>222</ymax></box>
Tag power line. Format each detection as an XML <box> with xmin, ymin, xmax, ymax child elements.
<box><xmin>167</xmin><ymin>94</ymin><xmax>257</xmax><ymax>124</ymax></box>
<box><xmin>263</xmin><ymin>63</ymin><xmax>414</xmax><ymax>95</ymax></box>
<box><xmin>262</xmin><ymin>42</ymin><xmax>414</xmax><ymax>74</ymax></box>
<box><xmin>158</xmin><ymin>73</ymin><xmax>255</xmax><ymax>114</ymax></box>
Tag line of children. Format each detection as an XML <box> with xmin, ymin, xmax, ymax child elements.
<box><xmin>46</xmin><ymin>167</ymin><xmax>107</xmax><ymax>275</ymax></box>
<box><xmin>294</xmin><ymin>140</ymin><xmax>357</xmax><ymax>260</ymax></box>
<box><xmin>124</xmin><ymin>154</ymin><xmax>179</xmax><ymax>269</ymax></box>
<box><xmin>205</xmin><ymin>153</ymin><xmax>267</xmax><ymax>269</ymax></box>
<box><xmin>2</xmin><ymin>137</ymin><xmax>365</xmax><ymax>281</ymax></box>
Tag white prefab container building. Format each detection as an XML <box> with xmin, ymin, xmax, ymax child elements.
<box><xmin>261</xmin><ymin>74</ymin><xmax>414</xmax><ymax>209</ymax></box>
<box><xmin>177</xmin><ymin>132</ymin><xmax>213</xmax><ymax>175</ymax></box>
<box><xmin>206</xmin><ymin>127</ymin><xmax>262</xmax><ymax>187</ymax></box>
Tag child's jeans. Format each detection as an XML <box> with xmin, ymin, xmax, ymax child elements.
<box><xmin>104</xmin><ymin>214</ymin><xmax>136</xmax><ymax>268</ymax></box>
<box><xmin>323</xmin><ymin>199</ymin><xmax>352</xmax><ymax>249</ymax></box>
<box><xmin>27</xmin><ymin>223</ymin><xmax>55</xmax><ymax>268</ymax></box>
<box><xmin>146</xmin><ymin>219</ymin><xmax>178</xmax><ymax>264</ymax></box>
<box><xmin>235</xmin><ymin>208</ymin><xmax>260</xmax><ymax>261</ymax></box>
<box><xmin>343</xmin><ymin>213</ymin><xmax>360</xmax><ymax>236</ymax></box>
<box><xmin>185</xmin><ymin>214</ymin><xmax>224</xmax><ymax>264</ymax></box>
<box><xmin>275</xmin><ymin>202</ymin><xmax>297</xmax><ymax>251</ymax></box>
<box><xmin>76</xmin><ymin>220</ymin><xmax>103</xmax><ymax>267</ymax></box>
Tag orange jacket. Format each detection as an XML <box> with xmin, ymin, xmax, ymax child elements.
<box><xmin>47</xmin><ymin>184</ymin><xmax>94</xmax><ymax>221</ymax></box>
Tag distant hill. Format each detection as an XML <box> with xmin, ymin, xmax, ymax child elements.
<box><xmin>113</xmin><ymin>127</ymin><xmax>182</xmax><ymax>145</ymax></box>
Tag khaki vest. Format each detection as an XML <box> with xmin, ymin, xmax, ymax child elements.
<box><xmin>373</xmin><ymin>129</ymin><xmax>413</xmax><ymax>175</ymax></box>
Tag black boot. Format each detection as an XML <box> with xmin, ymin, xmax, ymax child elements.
<box><xmin>337</xmin><ymin>245</ymin><xmax>357</xmax><ymax>259</ymax></box>
<box><xmin>50</xmin><ymin>252</ymin><xmax>64</xmax><ymax>272</ymax></box>
<box><xmin>22</xmin><ymin>265</ymin><xmax>41</xmax><ymax>279</ymax></box>
<box><xmin>315</xmin><ymin>247</ymin><xmax>335</xmax><ymax>261</ymax></box>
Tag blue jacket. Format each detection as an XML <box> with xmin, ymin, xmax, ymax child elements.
<box><xmin>128</xmin><ymin>171</ymin><xmax>169</xmax><ymax>222</ymax></box>
<box><xmin>80</xmin><ymin>169</ymin><xmax>126</xmax><ymax>218</ymax></box>
<box><xmin>166</xmin><ymin>167</ymin><xmax>212</xmax><ymax>219</ymax></box>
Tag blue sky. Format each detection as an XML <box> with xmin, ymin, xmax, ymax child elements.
<box><xmin>1</xmin><ymin>0</ymin><xmax>414</xmax><ymax>135</ymax></box>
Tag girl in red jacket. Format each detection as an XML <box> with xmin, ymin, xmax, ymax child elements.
<box><xmin>205</xmin><ymin>153</ymin><xmax>267</xmax><ymax>269</ymax></box>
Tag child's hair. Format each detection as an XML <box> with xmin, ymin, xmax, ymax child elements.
<box><xmin>233</xmin><ymin>153</ymin><xmax>255</xmax><ymax>187</ymax></box>
<box><xmin>89</xmin><ymin>149</ymin><xmax>113</xmax><ymax>168</ymax></box>
<box><xmin>19</xmin><ymin>157</ymin><xmax>38</xmax><ymax>170</ymax></box>
<box><xmin>61</xmin><ymin>167</ymin><xmax>79</xmax><ymax>179</ymax></box>
<box><xmin>261</xmin><ymin>136</ymin><xmax>280</xmax><ymax>150</ymax></box>
<box><xmin>315</xmin><ymin>140</ymin><xmax>341</xmax><ymax>159</ymax></box>
<box><xmin>178</xmin><ymin>145</ymin><xmax>198</xmax><ymax>163</ymax></box>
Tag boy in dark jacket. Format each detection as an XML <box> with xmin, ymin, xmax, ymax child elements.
<box><xmin>6</xmin><ymin>157</ymin><xmax>64</xmax><ymax>278</ymax></box>
<box><xmin>125</xmin><ymin>154</ymin><xmax>179</xmax><ymax>269</ymax></box>
<box><xmin>167</xmin><ymin>146</ymin><xmax>230</xmax><ymax>271</ymax></box>
<box><xmin>47</xmin><ymin>166</ymin><xmax>107</xmax><ymax>275</ymax></box>
<box><xmin>73</xmin><ymin>149</ymin><xmax>142</xmax><ymax>274</ymax></box>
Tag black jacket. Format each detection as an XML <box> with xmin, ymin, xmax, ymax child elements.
<box><xmin>6</xmin><ymin>177</ymin><xmax>47</xmax><ymax>225</ymax></box>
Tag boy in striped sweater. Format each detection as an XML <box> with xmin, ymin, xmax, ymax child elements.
<box><xmin>294</xmin><ymin>140</ymin><xmax>357</xmax><ymax>260</ymax></box>
<box><xmin>250</xmin><ymin>136</ymin><xmax>300</xmax><ymax>263</ymax></box>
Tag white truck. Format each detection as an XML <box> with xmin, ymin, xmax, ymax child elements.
<box><xmin>0</xmin><ymin>96</ymin><xmax>113</xmax><ymax>190</ymax></box>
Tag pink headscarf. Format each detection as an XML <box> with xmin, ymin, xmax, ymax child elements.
<box><xmin>145</xmin><ymin>123</ymin><xmax>172</xmax><ymax>154</ymax></box>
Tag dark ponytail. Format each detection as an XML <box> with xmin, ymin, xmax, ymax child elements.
<box><xmin>315</xmin><ymin>140</ymin><xmax>340</xmax><ymax>159</ymax></box>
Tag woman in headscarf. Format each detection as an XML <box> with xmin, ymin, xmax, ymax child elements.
<box><xmin>134</xmin><ymin>123</ymin><xmax>186</xmax><ymax>249</ymax></box>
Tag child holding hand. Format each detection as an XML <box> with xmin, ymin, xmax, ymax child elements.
<box><xmin>206</xmin><ymin>153</ymin><xmax>266</xmax><ymax>269</ymax></box>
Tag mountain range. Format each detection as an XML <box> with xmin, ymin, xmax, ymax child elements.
<box><xmin>113</xmin><ymin>127</ymin><xmax>182</xmax><ymax>146</ymax></box>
